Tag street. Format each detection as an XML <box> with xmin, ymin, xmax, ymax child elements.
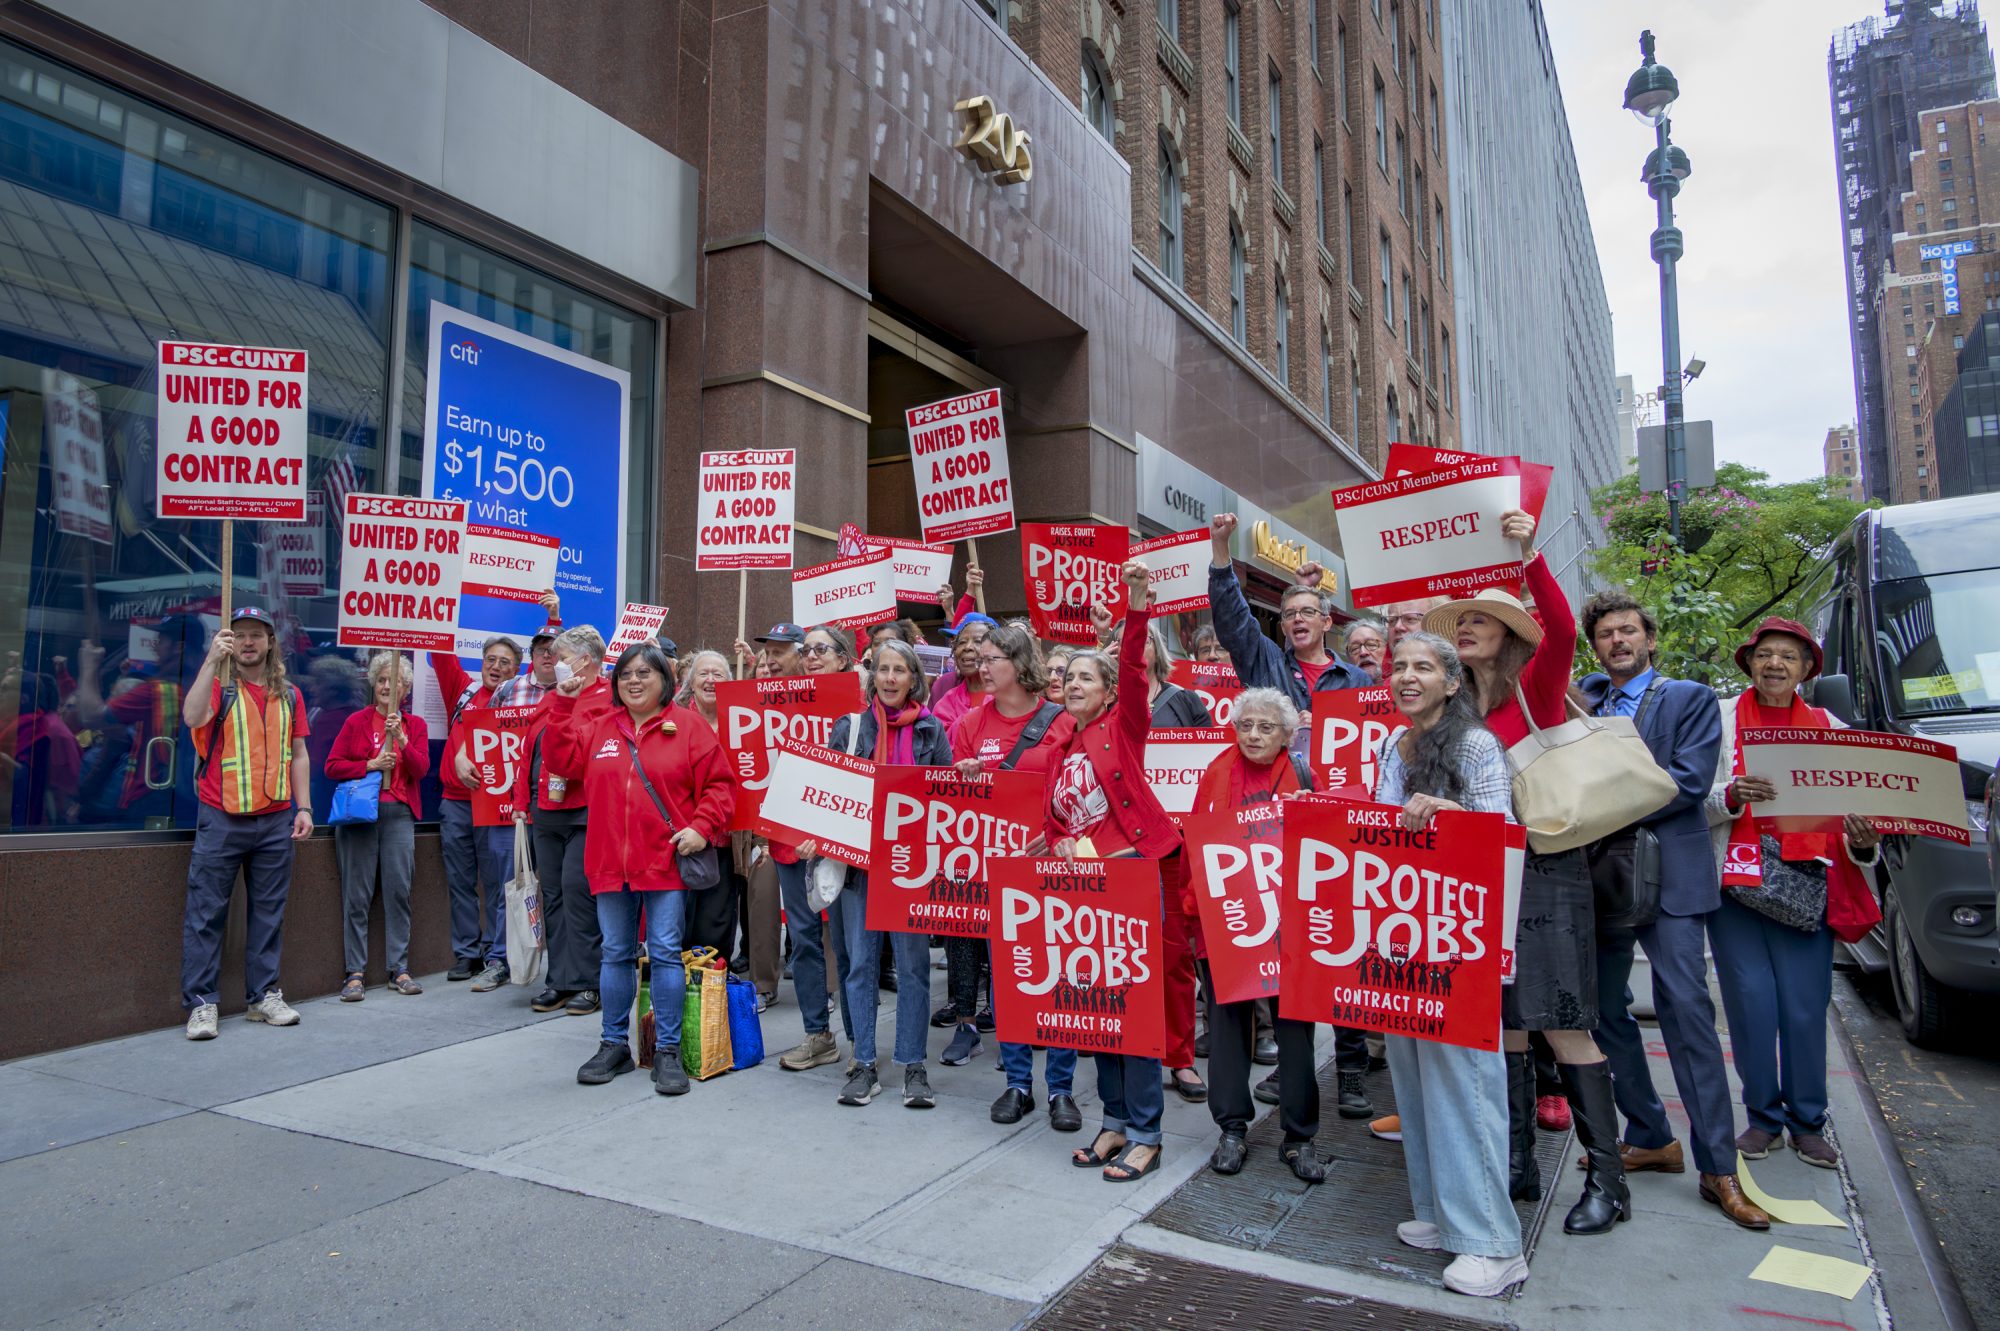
<box><xmin>1834</xmin><ymin>968</ymin><xmax>2000</xmax><ymax>1329</ymax></box>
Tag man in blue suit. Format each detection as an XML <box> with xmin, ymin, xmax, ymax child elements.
<box><xmin>1579</xmin><ymin>590</ymin><xmax>1769</xmax><ymax>1231</ymax></box>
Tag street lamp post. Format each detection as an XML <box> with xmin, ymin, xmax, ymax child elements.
<box><xmin>1626</xmin><ymin>30</ymin><xmax>1692</xmax><ymax>546</ymax></box>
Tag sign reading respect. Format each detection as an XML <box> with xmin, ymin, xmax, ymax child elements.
<box><xmin>1131</xmin><ymin>528</ymin><xmax>1210</xmax><ymax>614</ymax></box>
<box><xmin>1332</xmin><ymin>457</ymin><xmax>1523</xmax><ymax>608</ymax></box>
<box><xmin>864</xmin><ymin>535</ymin><xmax>956</xmax><ymax>604</ymax></box>
<box><xmin>1739</xmin><ymin>727</ymin><xmax>1969</xmax><ymax>844</ymax></box>
<box><xmin>755</xmin><ymin>735</ymin><xmax>876</xmax><ymax>866</ymax></box>
<box><xmin>907</xmin><ymin>388</ymin><xmax>1015</xmax><ymax>543</ymax></box>
<box><xmin>715</xmin><ymin>673</ymin><xmax>862</xmax><ymax>832</ymax></box>
<box><xmin>792</xmin><ymin>550</ymin><xmax>895</xmax><ymax>631</ymax></box>
<box><xmin>1142</xmin><ymin>727</ymin><xmax>1236</xmax><ymax>824</ymax></box>
<box><xmin>461</xmin><ymin>523</ymin><xmax>560</xmax><ymax>604</ymax></box>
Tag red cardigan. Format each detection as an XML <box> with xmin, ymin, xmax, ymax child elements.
<box><xmin>324</xmin><ymin>708</ymin><xmax>431</xmax><ymax>816</ymax></box>
<box><xmin>543</xmin><ymin>693</ymin><xmax>736</xmax><ymax>893</ymax></box>
<box><xmin>510</xmin><ymin>679</ymin><xmax>614</xmax><ymax>814</ymax></box>
<box><xmin>1042</xmin><ymin>601</ymin><xmax>1183</xmax><ymax>859</ymax></box>
<box><xmin>429</xmin><ymin>652</ymin><xmax>499</xmax><ymax>802</ymax></box>
<box><xmin>1482</xmin><ymin>552</ymin><xmax>1576</xmax><ymax>749</ymax></box>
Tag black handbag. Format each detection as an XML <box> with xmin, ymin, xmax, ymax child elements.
<box><xmin>1728</xmin><ymin>836</ymin><xmax>1828</xmax><ymax>934</ymax></box>
<box><xmin>1587</xmin><ymin>826</ymin><xmax>1662</xmax><ymax>932</ymax></box>
<box><xmin>621</xmin><ymin>737</ymin><xmax>722</xmax><ymax>891</ymax></box>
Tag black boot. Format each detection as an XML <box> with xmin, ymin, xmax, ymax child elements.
<box><xmin>1506</xmin><ymin>1050</ymin><xmax>1542</xmax><ymax>1202</ymax></box>
<box><xmin>1559</xmin><ymin>1060</ymin><xmax>1631</xmax><ymax>1235</ymax></box>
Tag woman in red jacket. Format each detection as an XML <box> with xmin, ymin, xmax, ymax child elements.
<box><xmin>513</xmin><ymin>627</ymin><xmax>614</xmax><ymax>1017</ymax></box>
<box><xmin>1046</xmin><ymin>561</ymin><xmax>1181</xmax><ymax>1183</ymax></box>
<box><xmin>326</xmin><ymin>652</ymin><xmax>430</xmax><ymax>1000</ymax></box>
<box><xmin>544</xmin><ymin>642</ymin><xmax>736</xmax><ymax>1096</ymax></box>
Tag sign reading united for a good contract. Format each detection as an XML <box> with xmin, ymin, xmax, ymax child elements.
<box><xmin>907</xmin><ymin>389</ymin><xmax>1015</xmax><ymax>543</ymax></box>
<box><xmin>155</xmin><ymin>340</ymin><xmax>309</xmax><ymax>521</ymax></box>
<box><xmin>697</xmin><ymin>450</ymin><xmax>795</xmax><ymax>570</ymax></box>
<box><xmin>337</xmin><ymin>494</ymin><xmax>467</xmax><ymax>652</ymax></box>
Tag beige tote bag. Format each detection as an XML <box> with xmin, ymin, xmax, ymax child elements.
<box><xmin>1505</xmin><ymin>685</ymin><xmax>1678</xmax><ymax>854</ymax></box>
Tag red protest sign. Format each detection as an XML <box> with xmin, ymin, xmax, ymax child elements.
<box><xmin>1281</xmin><ymin>800</ymin><xmax>1506</xmax><ymax>1049</ymax></box>
<box><xmin>1021</xmin><ymin>523</ymin><xmax>1129</xmax><ymax>644</ymax></box>
<box><xmin>755</xmin><ymin>736</ymin><xmax>875</xmax><ymax>866</ymax></box>
<box><xmin>1144</xmin><ymin>726</ymin><xmax>1236</xmax><ymax>824</ymax></box>
<box><xmin>1183</xmin><ymin>804</ymin><xmax>1285</xmax><ymax>1005</ymax></box>
<box><xmin>865</xmin><ymin>534</ymin><xmax>956</xmax><ymax>604</ymax></box>
<box><xmin>715</xmin><ymin>674</ymin><xmax>863</xmax><ymax>831</ymax></box>
<box><xmin>1131</xmin><ymin>528</ymin><xmax>1210</xmax><ymax>614</ymax></box>
<box><xmin>462</xmin><ymin>706</ymin><xmax>537</xmax><ymax>826</ymax></box>
<box><xmin>1167</xmin><ymin>660</ymin><xmax>1243</xmax><ymax>726</ymax></box>
<box><xmin>907</xmin><ymin>389</ymin><xmax>1015</xmax><ymax>543</ymax></box>
<box><xmin>989</xmin><ymin>857</ymin><xmax>1165</xmax><ymax>1059</ymax></box>
<box><xmin>1739</xmin><ymin>727</ymin><xmax>1970</xmax><ymax>843</ymax></box>
<box><xmin>461</xmin><ymin>524</ymin><xmax>559</xmax><ymax>603</ymax></box>
<box><xmin>1309</xmin><ymin>687</ymin><xmax>1406</xmax><ymax>795</ymax></box>
<box><xmin>155</xmin><ymin>340</ymin><xmax>310</xmax><ymax>520</ymax></box>
<box><xmin>791</xmin><ymin>549</ymin><xmax>895</xmax><ymax>631</ymax></box>
<box><xmin>866</xmin><ymin>767</ymin><xmax>1043</xmax><ymax>937</ymax></box>
<box><xmin>1332</xmin><ymin>457</ymin><xmax>1524</xmax><ymax>608</ymax></box>
<box><xmin>1385</xmin><ymin>443</ymin><xmax>1552</xmax><ymax>528</ymax></box>
<box><xmin>337</xmin><ymin>494</ymin><xmax>466</xmax><ymax>651</ymax></box>
<box><xmin>697</xmin><ymin>449</ymin><xmax>795</xmax><ymax>570</ymax></box>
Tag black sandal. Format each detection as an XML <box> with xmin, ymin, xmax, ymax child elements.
<box><xmin>1072</xmin><ymin>1130</ymin><xmax>1126</xmax><ymax>1168</ymax></box>
<box><xmin>1210</xmin><ymin>1134</ymin><xmax>1248</xmax><ymax>1175</ymax></box>
<box><xmin>1281</xmin><ymin>1141</ymin><xmax>1326</xmax><ymax>1184</ymax></box>
<box><xmin>1103</xmin><ymin>1142</ymin><xmax>1163</xmax><ymax>1182</ymax></box>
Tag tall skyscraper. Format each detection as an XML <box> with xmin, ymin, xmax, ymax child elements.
<box><xmin>1440</xmin><ymin>0</ymin><xmax>1617</xmax><ymax>601</ymax></box>
<box><xmin>1830</xmin><ymin>1</ymin><xmax>1995</xmax><ymax>502</ymax></box>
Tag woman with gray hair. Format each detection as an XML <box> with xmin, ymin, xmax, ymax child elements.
<box><xmin>325</xmin><ymin>652</ymin><xmax>430</xmax><ymax>1000</ymax></box>
<box><xmin>1187</xmin><ymin>686</ymin><xmax>1326</xmax><ymax>1181</ymax></box>
<box><xmin>1373</xmin><ymin>629</ymin><xmax>1525</xmax><ymax>1298</ymax></box>
<box><xmin>516</xmin><ymin>626</ymin><xmax>611</xmax><ymax>1015</ymax></box>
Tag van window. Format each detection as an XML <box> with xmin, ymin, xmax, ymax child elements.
<box><xmin>1871</xmin><ymin>569</ymin><xmax>2000</xmax><ymax>716</ymax></box>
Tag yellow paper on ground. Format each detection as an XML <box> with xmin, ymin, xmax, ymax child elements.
<box><xmin>1737</xmin><ymin>1154</ymin><xmax>1848</xmax><ymax>1227</ymax></box>
<box><xmin>1748</xmin><ymin>1246</ymin><xmax>1873</xmax><ymax>1301</ymax></box>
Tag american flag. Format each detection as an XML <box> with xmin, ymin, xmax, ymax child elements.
<box><xmin>320</xmin><ymin>440</ymin><xmax>362</xmax><ymax>519</ymax></box>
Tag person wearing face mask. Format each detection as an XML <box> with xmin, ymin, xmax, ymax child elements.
<box><xmin>1375</xmin><ymin>630</ymin><xmax>1527</xmax><ymax>1299</ymax></box>
<box><xmin>545</xmin><ymin>642</ymin><xmax>734</xmax><ymax>1094</ymax></box>
<box><xmin>516</xmin><ymin>627</ymin><xmax>611</xmax><ymax>1016</ymax></box>
<box><xmin>946</xmin><ymin>623</ymin><xmax>1076</xmax><ymax>1114</ymax></box>
<box><xmin>430</xmin><ymin>633</ymin><xmax>525</xmax><ymax>989</ymax></box>
<box><xmin>326</xmin><ymin>652</ymin><xmax>430</xmax><ymax>1001</ymax></box>
<box><xmin>1047</xmin><ymin>562</ymin><xmax>1183</xmax><ymax>1183</ymax></box>
<box><xmin>822</xmin><ymin>640</ymin><xmax>954</xmax><ymax>1109</ymax></box>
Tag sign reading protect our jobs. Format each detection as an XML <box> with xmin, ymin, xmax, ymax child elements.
<box><xmin>155</xmin><ymin>341</ymin><xmax>309</xmax><ymax>520</ymax></box>
<box><xmin>422</xmin><ymin>303</ymin><xmax>629</xmax><ymax>655</ymax></box>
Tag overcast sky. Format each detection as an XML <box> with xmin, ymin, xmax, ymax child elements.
<box><xmin>1544</xmin><ymin>0</ymin><xmax>1991</xmax><ymax>483</ymax></box>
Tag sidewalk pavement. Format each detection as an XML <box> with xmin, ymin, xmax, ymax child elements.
<box><xmin>0</xmin><ymin>956</ymin><xmax>1966</xmax><ymax>1331</ymax></box>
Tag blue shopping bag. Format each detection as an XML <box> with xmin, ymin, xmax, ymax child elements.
<box><xmin>726</xmin><ymin>974</ymin><xmax>764</xmax><ymax>1070</ymax></box>
<box><xmin>327</xmin><ymin>771</ymin><xmax>382</xmax><ymax>826</ymax></box>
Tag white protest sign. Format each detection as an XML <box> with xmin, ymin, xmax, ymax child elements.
<box><xmin>756</xmin><ymin>736</ymin><xmax>876</xmax><ymax>867</ymax></box>
<box><xmin>155</xmin><ymin>340</ymin><xmax>309</xmax><ymax>520</ymax></box>
<box><xmin>697</xmin><ymin>449</ymin><xmax>795</xmax><ymax>570</ymax></box>
<box><xmin>906</xmin><ymin>388</ymin><xmax>1015</xmax><ymax>543</ymax></box>
<box><xmin>273</xmin><ymin>491</ymin><xmax>328</xmax><ymax>597</ymax></box>
<box><xmin>461</xmin><ymin>523</ymin><xmax>560</xmax><ymax>604</ymax></box>
<box><xmin>1740</xmin><ymin>727</ymin><xmax>1969</xmax><ymax>844</ymax></box>
<box><xmin>792</xmin><ymin>549</ymin><xmax>896</xmax><ymax>631</ymax></box>
<box><xmin>1332</xmin><ymin>457</ymin><xmax>1523</xmax><ymax>608</ymax></box>
<box><xmin>44</xmin><ymin>370</ymin><xmax>112</xmax><ymax>545</ymax></box>
<box><xmin>337</xmin><ymin>494</ymin><xmax>466</xmax><ymax>652</ymax></box>
<box><xmin>1143</xmin><ymin>726</ymin><xmax>1236</xmax><ymax>823</ymax></box>
<box><xmin>605</xmin><ymin>602</ymin><xmax>671</xmax><ymax>660</ymax></box>
<box><xmin>1131</xmin><ymin>527</ymin><xmax>1210</xmax><ymax>615</ymax></box>
<box><xmin>865</xmin><ymin>535</ymin><xmax>955</xmax><ymax>604</ymax></box>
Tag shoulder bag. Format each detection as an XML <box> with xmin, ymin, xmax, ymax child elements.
<box><xmin>1505</xmin><ymin>682</ymin><xmax>1678</xmax><ymax>854</ymax></box>
<box><xmin>621</xmin><ymin>736</ymin><xmax>722</xmax><ymax>891</ymax></box>
<box><xmin>327</xmin><ymin>770</ymin><xmax>382</xmax><ymax>826</ymax></box>
<box><xmin>806</xmin><ymin>714</ymin><xmax>864</xmax><ymax>913</ymax></box>
<box><xmin>1584</xmin><ymin>679</ymin><xmax>1666</xmax><ymax>931</ymax></box>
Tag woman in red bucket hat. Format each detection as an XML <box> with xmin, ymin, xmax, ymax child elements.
<box><xmin>1705</xmin><ymin>617</ymin><xmax>1882</xmax><ymax>1172</ymax></box>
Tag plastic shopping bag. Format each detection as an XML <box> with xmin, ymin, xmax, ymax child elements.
<box><xmin>726</xmin><ymin>974</ymin><xmax>765</xmax><ymax>1070</ymax></box>
<box><xmin>680</xmin><ymin>948</ymin><xmax>733</xmax><ymax>1079</ymax></box>
<box><xmin>503</xmin><ymin>822</ymin><xmax>547</xmax><ymax>986</ymax></box>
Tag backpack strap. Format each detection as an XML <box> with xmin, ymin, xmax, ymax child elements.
<box><xmin>451</xmin><ymin>681</ymin><xmax>480</xmax><ymax>729</ymax></box>
<box><xmin>998</xmin><ymin>702</ymin><xmax>1062</xmax><ymax>772</ymax></box>
<box><xmin>195</xmin><ymin>683</ymin><xmax>238</xmax><ymax>779</ymax></box>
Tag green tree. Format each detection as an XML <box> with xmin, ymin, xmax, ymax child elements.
<box><xmin>1587</xmin><ymin>464</ymin><xmax>1874</xmax><ymax>684</ymax></box>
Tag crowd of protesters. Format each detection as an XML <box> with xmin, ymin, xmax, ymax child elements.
<box><xmin>157</xmin><ymin>494</ymin><xmax>1891</xmax><ymax>1301</ymax></box>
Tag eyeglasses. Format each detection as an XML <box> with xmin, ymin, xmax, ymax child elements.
<box><xmin>1279</xmin><ymin>608</ymin><xmax>1322</xmax><ymax>623</ymax></box>
<box><xmin>801</xmin><ymin>643</ymin><xmax>838</xmax><ymax>657</ymax></box>
<box><xmin>1236</xmin><ymin>721</ymin><xmax>1286</xmax><ymax>737</ymax></box>
<box><xmin>975</xmin><ymin>654</ymin><xmax>1010</xmax><ymax>667</ymax></box>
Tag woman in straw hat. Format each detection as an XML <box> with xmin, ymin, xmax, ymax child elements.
<box><xmin>1422</xmin><ymin>511</ymin><xmax>1630</xmax><ymax>1240</ymax></box>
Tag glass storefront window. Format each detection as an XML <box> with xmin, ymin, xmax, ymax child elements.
<box><xmin>0</xmin><ymin>41</ymin><xmax>393</xmax><ymax>833</ymax></box>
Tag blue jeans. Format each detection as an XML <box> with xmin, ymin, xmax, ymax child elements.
<box><xmin>1000</xmin><ymin>1041</ymin><xmax>1076</xmax><ymax>1097</ymax></box>
<box><xmin>1093</xmin><ymin>1054</ymin><xmax>1164</xmax><ymax>1146</ymax></box>
<box><xmin>597</xmin><ymin>888</ymin><xmax>690</xmax><ymax>1051</ymax></box>
<box><xmin>439</xmin><ymin>798</ymin><xmax>513</xmax><ymax>964</ymax></box>
<box><xmin>1712</xmin><ymin>895</ymin><xmax>1835</xmax><ymax>1135</ymax></box>
<box><xmin>831</xmin><ymin>871</ymin><xmax>931</xmax><ymax>1066</ymax></box>
<box><xmin>777</xmin><ymin>857</ymin><xmax>836</xmax><ymax>1037</ymax></box>
<box><xmin>181</xmin><ymin>805</ymin><xmax>294</xmax><ymax>1009</ymax></box>
<box><xmin>1385</xmin><ymin>1035</ymin><xmax>1520</xmax><ymax>1258</ymax></box>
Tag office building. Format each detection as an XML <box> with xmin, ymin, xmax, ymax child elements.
<box><xmin>1824</xmin><ymin>424</ymin><xmax>1866</xmax><ymax>501</ymax></box>
<box><xmin>1829</xmin><ymin>0</ymin><xmax>1995</xmax><ymax>500</ymax></box>
<box><xmin>1928</xmin><ymin>313</ymin><xmax>2000</xmax><ymax>493</ymax></box>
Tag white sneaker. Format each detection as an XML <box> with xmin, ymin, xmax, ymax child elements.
<box><xmin>185</xmin><ymin>1003</ymin><xmax>219</xmax><ymax>1040</ymax></box>
<box><xmin>245</xmin><ymin>990</ymin><xmax>300</xmax><ymax>1026</ymax></box>
<box><xmin>1442</xmin><ymin>1253</ymin><xmax>1528</xmax><ymax>1298</ymax></box>
<box><xmin>1396</xmin><ymin>1220</ymin><xmax>1444</xmax><ymax>1251</ymax></box>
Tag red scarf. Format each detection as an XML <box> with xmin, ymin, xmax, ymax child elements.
<box><xmin>1195</xmin><ymin>746</ymin><xmax>1302</xmax><ymax>817</ymax></box>
<box><xmin>871</xmin><ymin>697</ymin><xmax>923</xmax><ymax>765</ymax></box>
<box><xmin>1723</xmin><ymin>689</ymin><xmax>1882</xmax><ymax>943</ymax></box>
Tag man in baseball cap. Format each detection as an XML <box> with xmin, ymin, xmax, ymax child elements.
<box><xmin>756</xmin><ymin>623</ymin><xmax>805</xmax><ymax>645</ymax></box>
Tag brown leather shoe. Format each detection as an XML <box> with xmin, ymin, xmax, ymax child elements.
<box><xmin>1623</xmin><ymin>1139</ymin><xmax>1685</xmax><ymax>1173</ymax></box>
<box><xmin>1699</xmin><ymin>1173</ymin><xmax>1771</xmax><ymax>1231</ymax></box>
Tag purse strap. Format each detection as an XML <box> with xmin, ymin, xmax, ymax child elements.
<box><xmin>621</xmin><ymin>735</ymin><xmax>683</xmax><ymax>836</ymax></box>
<box><xmin>1512</xmin><ymin>681</ymin><xmax>1603</xmax><ymax>749</ymax></box>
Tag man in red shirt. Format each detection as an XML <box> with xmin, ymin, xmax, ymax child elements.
<box><xmin>179</xmin><ymin>608</ymin><xmax>312</xmax><ymax>1041</ymax></box>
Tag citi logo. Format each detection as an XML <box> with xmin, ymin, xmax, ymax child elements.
<box><xmin>448</xmin><ymin>338</ymin><xmax>481</xmax><ymax>365</ymax></box>
<box><xmin>594</xmin><ymin>739</ymin><xmax>620</xmax><ymax>759</ymax></box>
